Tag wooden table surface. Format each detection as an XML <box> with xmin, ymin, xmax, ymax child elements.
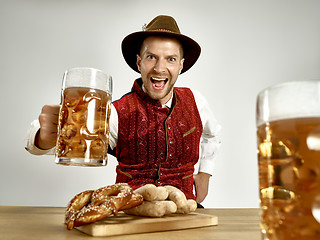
<box><xmin>0</xmin><ymin>206</ymin><xmax>261</xmax><ymax>240</ymax></box>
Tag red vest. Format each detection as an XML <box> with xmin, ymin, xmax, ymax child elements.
<box><xmin>112</xmin><ymin>79</ymin><xmax>203</xmax><ymax>199</ymax></box>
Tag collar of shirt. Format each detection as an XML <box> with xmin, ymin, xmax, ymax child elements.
<box><xmin>142</xmin><ymin>84</ymin><xmax>173</xmax><ymax>109</ymax></box>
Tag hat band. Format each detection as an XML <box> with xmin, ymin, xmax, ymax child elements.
<box><xmin>151</xmin><ymin>29</ymin><xmax>176</xmax><ymax>32</ymax></box>
<box><xmin>144</xmin><ymin>28</ymin><xmax>178</xmax><ymax>34</ymax></box>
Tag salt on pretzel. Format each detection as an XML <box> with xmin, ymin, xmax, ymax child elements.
<box><xmin>91</xmin><ymin>183</ymin><xmax>133</xmax><ymax>215</ymax></box>
<box><xmin>65</xmin><ymin>190</ymin><xmax>94</xmax><ymax>230</ymax></box>
<box><xmin>65</xmin><ymin>183</ymin><xmax>137</xmax><ymax>230</ymax></box>
<box><xmin>70</xmin><ymin>200</ymin><xmax>115</xmax><ymax>229</ymax></box>
<box><xmin>119</xmin><ymin>192</ymin><xmax>144</xmax><ymax>211</ymax></box>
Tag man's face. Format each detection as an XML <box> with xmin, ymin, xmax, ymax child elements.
<box><xmin>136</xmin><ymin>36</ymin><xmax>184</xmax><ymax>105</ymax></box>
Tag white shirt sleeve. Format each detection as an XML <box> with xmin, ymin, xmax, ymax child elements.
<box><xmin>191</xmin><ymin>89</ymin><xmax>222</xmax><ymax>176</ymax></box>
<box><xmin>108</xmin><ymin>104</ymin><xmax>118</xmax><ymax>150</ymax></box>
<box><xmin>24</xmin><ymin>119</ymin><xmax>56</xmax><ymax>155</ymax></box>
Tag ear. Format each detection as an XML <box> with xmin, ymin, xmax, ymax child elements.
<box><xmin>179</xmin><ymin>58</ymin><xmax>185</xmax><ymax>74</ymax></box>
<box><xmin>136</xmin><ymin>54</ymin><xmax>142</xmax><ymax>72</ymax></box>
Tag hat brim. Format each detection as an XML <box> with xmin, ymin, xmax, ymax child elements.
<box><xmin>121</xmin><ymin>31</ymin><xmax>201</xmax><ymax>74</ymax></box>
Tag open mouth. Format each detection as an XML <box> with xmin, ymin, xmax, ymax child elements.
<box><xmin>151</xmin><ymin>77</ymin><xmax>168</xmax><ymax>89</ymax></box>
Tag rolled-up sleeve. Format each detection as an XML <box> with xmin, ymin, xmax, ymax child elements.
<box><xmin>192</xmin><ymin>89</ymin><xmax>222</xmax><ymax>176</ymax></box>
<box><xmin>24</xmin><ymin>119</ymin><xmax>56</xmax><ymax>155</ymax></box>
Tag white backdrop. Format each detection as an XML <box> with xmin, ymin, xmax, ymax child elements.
<box><xmin>1</xmin><ymin>0</ymin><xmax>319</xmax><ymax>208</ymax></box>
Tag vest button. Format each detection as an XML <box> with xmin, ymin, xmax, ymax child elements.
<box><xmin>168</xmin><ymin>126</ymin><xmax>171</xmax><ymax>130</ymax></box>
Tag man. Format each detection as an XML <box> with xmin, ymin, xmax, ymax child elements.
<box><xmin>25</xmin><ymin>15</ymin><xmax>221</xmax><ymax>205</ymax></box>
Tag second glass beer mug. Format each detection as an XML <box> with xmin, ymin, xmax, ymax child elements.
<box><xmin>55</xmin><ymin>67</ymin><xmax>112</xmax><ymax>166</ymax></box>
<box><xmin>256</xmin><ymin>80</ymin><xmax>320</xmax><ymax>239</ymax></box>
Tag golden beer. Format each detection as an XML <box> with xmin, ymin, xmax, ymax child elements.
<box><xmin>55</xmin><ymin>67</ymin><xmax>112</xmax><ymax>166</ymax></box>
<box><xmin>257</xmin><ymin>117</ymin><xmax>320</xmax><ymax>239</ymax></box>
<box><xmin>256</xmin><ymin>81</ymin><xmax>320</xmax><ymax>239</ymax></box>
<box><xmin>56</xmin><ymin>87</ymin><xmax>111</xmax><ymax>166</ymax></box>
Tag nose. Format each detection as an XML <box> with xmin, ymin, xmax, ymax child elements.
<box><xmin>153</xmin><ymin>59</ymin><xmax>166</xmax><ymax>73</ymax></box>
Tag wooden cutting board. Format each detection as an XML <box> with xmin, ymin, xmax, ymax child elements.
<box><xmin>76</xmin><ymin>212</ymin><xmax>218</xmax><ymax>237</ymax></box>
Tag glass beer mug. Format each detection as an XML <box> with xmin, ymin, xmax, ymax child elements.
<box><xmin>55</xmin><ymin>67</ymin><xmax>112</xmax><ymax>166</ymax></box>
<box><xmin>256</xmin><ymin>80</ymin><xmax>320</xmax><ymax>239</ymax></box>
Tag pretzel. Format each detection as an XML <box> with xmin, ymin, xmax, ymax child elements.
<box><xmin>69</xmin><ymin>200</ymin><xmax>115</xmax><ymax>229</ymax></box>
<box><xmin>65</xmin><ymin>183</ymin><xmax>136</xmax><ymax>230</ymax></box>
<box><xmin>65</xmin><ymin>190</ymin><xmax>94</xmax><ymax>230</ymax></box>
<box><xmin>119</xmin><ymin>192</ymin><xmax>144</xmax><ymax>211</ymax></box>
<box><xmin>91</xmin><ymin>183</ymin><xmax>133</xmax><ymax>214</ymax></box>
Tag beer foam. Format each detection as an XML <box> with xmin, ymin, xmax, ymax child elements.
<box><xmin>63</xmin><ymin>67</ymin><xmax>112</xmax><ymax>94</ymax></box>
<box><xmin>256</xmin><ymin>80</ymin><xmax>320</xmax><ymax>126</ymax></box>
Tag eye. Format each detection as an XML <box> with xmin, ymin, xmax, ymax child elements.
<box><xmin>147</xmin><ymin>55</ymin><xmax>155</xmax><ymax>60</ymax></box>
<box><xmin>168</xmin><ymin>57</ymin><xmax>176</xmax><ymax>62</ymax></box>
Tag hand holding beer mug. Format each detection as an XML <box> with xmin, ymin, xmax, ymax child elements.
<box><xmin>55</xmin><ymin>67</ymin><xmax>112</xmax><ymax>166</ymax></box>
<box><xmin>256</xmin><ymin>80</ymin><xmax>320</xmax><ymax>239</ymax></box>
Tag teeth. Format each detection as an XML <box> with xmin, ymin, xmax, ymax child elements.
<box><xmin>151</xmin><ymin>77</ymin><xmax>167</xmax><ymax>89</ymax></box>
<box><xmin>151</xmin><ymin>77</ymin><xmax>166</xmax><ymax>81</ymax></box>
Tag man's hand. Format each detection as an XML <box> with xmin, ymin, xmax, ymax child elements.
<box><xmin>193</xmin><ymin>172</ymin><xmax>211</xmax><ymax>203</ymax></box>
<box><xmin>35</xmin><ymin>105</ymin><xmax>60</xmax><ymax>150</ymax></box>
